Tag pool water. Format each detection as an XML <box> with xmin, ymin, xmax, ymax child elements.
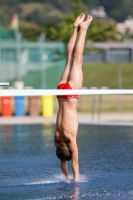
<box><xmin>0</xmin><ymin>123</ymin><xmax>133</xmax><ymax>200</ymax></box>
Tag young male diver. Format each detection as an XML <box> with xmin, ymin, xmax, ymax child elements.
<box><xmin>54</xmin><ymin>13</ymin><xmax>93</xmax><ymax>181</ymax></box>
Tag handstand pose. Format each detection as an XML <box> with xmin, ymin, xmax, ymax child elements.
<box><xmin>54</xmin><ymin>13</ymin><xmax>93</xmax><ymax>181</ymax></box>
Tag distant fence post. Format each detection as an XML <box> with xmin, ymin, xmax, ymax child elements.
<box><xmin>39</xmin><ymin>33</ymin><xmax>48</xmax><ymax>89</ymax></box>
<box><xmin>98</xmin><ymin>87</ymin><xmax>108</xmax><ymax>121</ymax></box>
<box><xmin>131</xmin><ymin>48</ymin><xmax>133</xmax><ymax>62</ymax></box>
<box><xmin>16</xmin><ymin>32</ymin><xmax>21</xmax><ymax>81</ymax></box>
<box><xmin>0</xmin><ymin>28</ymin><xmax>1</xmax><ymax>79</ymax></box>
<box><xmin>98</xmin><ymin>95</ymin><xmax>102</xmax><ymax>121</ymax></box>
<box><xmin>118</xmin><ymin>69</ymin><xmax>123</xmax><ymax>111</ymax></box>
<box><xmin>90</xmin><ymin>87</ymin><xmax>98</xmax><ymax>121</ymax></box>
<box><xmin>104</xmin><ymin>49</ymin><xmax>110</xmax><ymax>62</ymax></box>
<box><xmin>40</xmin><ymin>34</ymin><xmax>45</xmax><ymax>89</ymax></box>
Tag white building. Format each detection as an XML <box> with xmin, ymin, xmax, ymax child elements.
<box><xmin>90</xmin><ymin>6</ymin><xmax>106</xmax><ymax>18</ymax></box>
<box><xmin>116</xmin><ymin>16</ymin><xmax>133</xmax><ymax>35</ymax></box>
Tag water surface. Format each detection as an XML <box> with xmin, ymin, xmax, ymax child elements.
<box><xmin>0</xmin><ymin>123</ymin><xmax>133</xmax><ymax>199</ymax></box>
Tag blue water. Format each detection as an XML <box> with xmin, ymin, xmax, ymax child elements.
<box><xmin>0</xmin><ymin>123</ymin><xmax>133</xmax><ymax>200</ymax></box>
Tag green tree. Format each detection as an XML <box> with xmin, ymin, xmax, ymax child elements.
<box><xmin>87</xmin><ymin>20</ymin><xmax>118</xmax><ymax>42</ymax></box>
<box><xmin>19</xmin><ymin>25</ymin><xmax>45</xmax><ymax>41</ymax></box>
<box><xmin>55</xmin><ymin>0</ymin><xmax>86</xmax><ymax>43</ymax></box>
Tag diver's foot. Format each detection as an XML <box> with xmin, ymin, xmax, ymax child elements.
<box><xmin>73</xmin><ymin>13</ymin><xmax>85</xmax><ymax>28</ymax></box>
<box><xmin>79</xmin><ymin>15</ymin><xmax>93</xmax><ymax>31</ymax></box>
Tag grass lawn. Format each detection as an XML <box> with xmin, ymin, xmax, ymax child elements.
<box><xmin>82</xmin><ymin>63</ymin><xmax>133</xmax><ymax>89</ymax></box>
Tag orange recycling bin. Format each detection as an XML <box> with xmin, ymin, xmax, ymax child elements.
<box><xmin>1</xmin><ymin>96</ymin><xmax>12</xmax><ymax>116</ymax></box>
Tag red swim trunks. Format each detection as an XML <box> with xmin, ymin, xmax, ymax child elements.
<box><xmin>57</xmin><ymin>83</ymin><xmax>79</xmax><ymax>99</ymax></box>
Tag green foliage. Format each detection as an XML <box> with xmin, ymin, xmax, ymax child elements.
<box><xmin>18</xmin><ymin>0</ymin><xmax>118</xmax><ymax>43</ymax></box>
<box><xmin>21</xmin><ymin>3</ymin><xmax>64</xmax><ymax>26</ymax></box>
<box><xmin>1</xmin><ymin>0</ymin><xmax>133</xmax><ymax>27</ymax></box>
<box><xmin>19</xmin><ymin>26</ymin><xmax>45</xmax><ymax>41</ymax></box>
<box><xmin>45</xmin><ymin>0</ymin><xmax>86</xmax><ymax>43</ymax></box>
<box><xmin>43</xmin><ymin>18</ymin><xmax>118</xmax><ymax>43</ymax></box>
<box><xmin>73</xmin><ymin>0</ymin><xmax>85</xmax><ymax>16</ymax></box>
<box><xmin>19</xmin><ymin>15</ymin><xmax>118</xmax><ymax>43</ymax></box>
<box><xmin>87</xmin><ymin>20</ymin><xmax>118</xmax><ymax>42</ymax></box>
<box><xmin>43</xmin><ymin>24</ymin><xmax>61</xmax><ymax>41</ymax></box>
<box><xmin>1</xmin><ymin>0</ymin><xmax>132</xmax><ymax>42</ymax></box>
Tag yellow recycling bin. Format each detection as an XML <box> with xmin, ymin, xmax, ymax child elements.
<box><xmin>42</xmin><ymin>96</ymin><xmax>54</xmax><ymax>117</ymax></box>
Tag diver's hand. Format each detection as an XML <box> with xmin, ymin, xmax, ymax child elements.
<box><xmin>65</xmin><ymin>176</ymin><xmax>75</xmax><ymax>183</ymax></box>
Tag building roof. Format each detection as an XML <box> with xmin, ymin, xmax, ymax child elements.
<box><xmin>86</xmin><ymin>41</ymin><xmax>133</xmax><ymax>49</ymax></box>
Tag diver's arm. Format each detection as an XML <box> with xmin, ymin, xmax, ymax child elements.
<box><xmin>71</xmin><ymin>143</ymin><xmax>79</xmax><ymax>179</ymax></box>
<box><xmin>60</xmin><ymin>160</ymin><xmax>69</xmax><ymax>177</ymax></box>
<box><xmin>69</xmin><ymin>139</ymin><xmax>79</xmax><ymax>179</ymax></box>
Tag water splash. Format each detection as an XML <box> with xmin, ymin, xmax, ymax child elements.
<box><xmin>25</xmin><ymin>174</ymin><xmax>64</xmax><ymax>186</ymax></box>
<box><xmin>24</xmin><ymin>174</ymin><xmax>88</xmax><ymax>186</ymax></box>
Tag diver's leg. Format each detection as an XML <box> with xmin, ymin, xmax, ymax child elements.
<box><xmin>68</xmin><ymin>15</ymin><xmax>93</xmax><ymax>89</ymax></box>
<box><xmin>58</xmin><ymin>13</ymin><xmax>85</xmax><ymax>85</ymax></box>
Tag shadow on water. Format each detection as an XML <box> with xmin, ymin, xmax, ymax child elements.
<box><xmin>0</xmin><ymin>123</ymin><xmax>133</xmax><ymax>199</ymax></box>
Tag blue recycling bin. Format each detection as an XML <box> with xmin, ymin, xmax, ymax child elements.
<box><xmin>14</xmin><ymin>96</ymin><xmax>25</xmax><ymax>116</ymax></box>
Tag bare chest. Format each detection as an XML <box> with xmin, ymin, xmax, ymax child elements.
<box><xmin>57</xmin><ymin>109</ymin><xmax>78</xmax><ymax>137</ymax></box>
<box><xmin>56</xmin><ymin>99</ymin><xmax>78</xmax><ymax>137</ymax></box>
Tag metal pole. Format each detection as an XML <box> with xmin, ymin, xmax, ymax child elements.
<box><xmin>98</xmin><ymin>87</ymin><xmax>108</xmax><ymax>121</ymax></box>
<box><xmin>16</xmin><ymin>30</ymin><xmax>21</xmax><ymax>81</ymax></box>
<box><xmin>90</xmin><ymin>87</ymin><xmax>98</xmax><ymax>121</ymax></box>
<box><xmin>0</xmin><ymin>10</ymin><xmax>2</xmax><ymax>82</ymax></box>
<box><xmin>104</xmin><ymin>48</ymin><xmax>110</xmax><ymax>62</ymax></box>
<box><xmin>15</xmin><ymin>14</ymin><xmax>22</xmax><ymax>82</ymax></box>
<box><xmin>131</xmin><ymin>48</ymin><xmax>133</xmax><ymax>62</ymax></box>
<box><xmin>19</xmin><ymin>33</ymin><xmax>22</xmax><ymax>80</ymax></box>
<box><xmin>118</xmin><ymin>69</ymin><xmax>122</xmax><ymax>89</ymax></box>
<box><xmin>91</xmin><ymin>95</ymin><xmax>96</xmax><ymax>121</ymax></box>
<box><xmin>98</xmin><ymin>95</ymin><xmax>102</xmax><ymax>121</ymax></box>
<box><xmin>39</xmin><ymin>33</ymin><xmax>45</xmax><ymax>89</ymax></box>
<box><xmin>118</xmin><ymin>69</ymin><xmax>122</xmax><ymax>111</ymax></box>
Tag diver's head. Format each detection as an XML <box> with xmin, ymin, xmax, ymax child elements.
<box><xmin>56</xmin><ymin>143</ymin><xmax>71</xmax><ymax>161</ymax></box>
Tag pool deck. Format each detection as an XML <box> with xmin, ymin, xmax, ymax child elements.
<box><xmin>0</xmin><ymin>112</ymin><xmax>133</xmax><ymax>126</ymax></box>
